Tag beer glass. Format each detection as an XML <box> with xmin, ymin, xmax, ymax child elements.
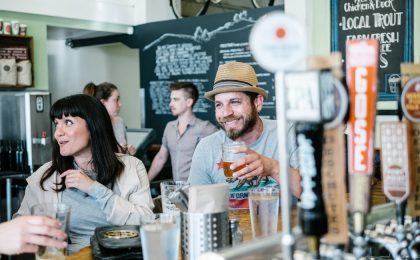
<box><xmin>31</xmin><ymin>203</ymin><xmax>70</xmax><ymax>260</ymax></box>
<box><xmin>222</xmin><ymin>141</ymin><xmax>246</xmax><ymax>178</ymax></box>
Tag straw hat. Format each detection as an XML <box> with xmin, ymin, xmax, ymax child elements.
<box><xmin>204</xmin><ymin>62</ymin><xmax>268</xmax><ymax>101</ymax></box>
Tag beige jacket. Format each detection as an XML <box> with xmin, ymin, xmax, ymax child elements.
<box><xmin>15</xmin><ymin>154</ymin><xmax>154</xmax><ymax>225</ymax></box>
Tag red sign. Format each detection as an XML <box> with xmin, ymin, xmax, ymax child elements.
<box><xmin>346</xmin><ymin>39</ymin><xmax>379</xmax><ymax>175</ymax></box>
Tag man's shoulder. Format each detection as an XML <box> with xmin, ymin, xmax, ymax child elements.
<box><xmin>262</xmin><ymin>118</ymin><xmax>277</xmax><ymax>128</ymax></box>
<box><xmin>193</xmin><ymin>117</ymin><xmax>215</xmax><ymax>127</ymax></box>
<box><xmin>200</xmin><ymin>129</ymin><xmax>223</xmax><ymax>142</ymax></box>
<box><xmin>166</xmin><ymin>119</ymin><xmax>178</xmax><ymax>127</ymax></box>
<box><xmin>163</xmin><ymin>120</ymin><xmax>177</xmax><ymax>133</ymax></box>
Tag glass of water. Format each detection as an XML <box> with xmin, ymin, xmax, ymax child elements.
<box><xmin>140</xmin><ymin>213</ymin><xmax>180</xmax><ymax>260</ymax></box>
<box><xmin>31</xmin><ymin>203</ymin><xmax>70</xmax><ymax>260</ymax></box>
<box><xmin>248</xmin><ymin>186</ymin><xmax>280</xmax><ymax>238</ymax></box>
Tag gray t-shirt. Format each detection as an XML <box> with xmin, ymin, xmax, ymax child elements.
<box><xmin>188</xmin><ymin>118</ymin><xmax>297</xmax><ymax>209</ymax></box>
<box><xmin>162</xmin><ymin>115</ymin><xmax>217</xmax><ymax>181</ymax></box>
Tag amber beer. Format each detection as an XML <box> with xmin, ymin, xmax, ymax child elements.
<box><xmin>223</xmin><ymin>161</ymin><xmax>246</xmax><ymax>178</ymax></box>
<box><xmin>222</xmin><ymin>141</ymin><xmax>246</xmax><ymax>178</ymax></box>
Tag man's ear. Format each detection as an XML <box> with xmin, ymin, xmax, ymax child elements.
<box><xmin>254</xmin><ymin>94</ymin><xmax>264</xmax><ymax>112</ymax></box>
<box><xmin>186</xmin><ymin>98</ymin><xmax>194</xmax><ymax>108</ymax></box>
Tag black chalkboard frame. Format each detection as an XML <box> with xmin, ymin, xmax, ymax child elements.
<box><xmin>331</xmin><ymin>0</ymin><xmax>414</xmax><ymax>102</ymax></box>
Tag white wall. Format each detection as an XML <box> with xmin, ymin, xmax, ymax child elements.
<box><xmin>47</xmin><ymin>41</ymin><xmax>141</xmax><ymax>128</ymax></box>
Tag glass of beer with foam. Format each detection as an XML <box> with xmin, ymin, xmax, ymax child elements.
<box><xmin>222</xmin><ymin>141</ymin><xmax>246</xmax><ymax>178</ymax></box>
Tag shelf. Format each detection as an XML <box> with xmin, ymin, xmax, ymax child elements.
<box><xmin>0</xmin><ymin>35</ymin><xmax>34</xmax><ymax>87</ymax></box>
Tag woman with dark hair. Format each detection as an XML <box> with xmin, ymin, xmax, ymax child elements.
<box><xmin>14</xmin><ymin>94</ymin><xmax>154</xmax><ymax>254</ymax></box>
<box><xmin>83</xmin><ymin>82</ymin><xmax>136</xmax><ymax>155</ymax></box>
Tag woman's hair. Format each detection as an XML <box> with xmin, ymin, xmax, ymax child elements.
<box><xmin>41</xmin><ymin>94</ymin><xmax>124</xmax><ymax>191</ymax></box>
<box><xmin>83</xmin><ymin>82</ymin><xmax>118</xmax><ymax>101</ymax></box>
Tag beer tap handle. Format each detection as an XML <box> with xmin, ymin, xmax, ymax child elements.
<box><xmin>295</xmin><ymin>122</ymin><xmax>327</xmax><ymax>259</ymax></box>
<box><xmin>396</xmin><ymin>201</ymin><xmax>407</xmax><ymax>227</ymax></box>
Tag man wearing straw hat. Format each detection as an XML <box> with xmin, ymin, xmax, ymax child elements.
<box><xmin>188</xmin><ymin>61</ymin><xmax>301</xmax><ymax>209</ymax></box>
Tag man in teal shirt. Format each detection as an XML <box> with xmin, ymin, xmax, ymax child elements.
<box><xmin>188</xmin><ymin>62</ymin><xmax>301</xmax><ymax>208</ymax></box>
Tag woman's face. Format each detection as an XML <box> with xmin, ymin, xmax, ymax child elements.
<box><xmin>101</xmin><ymin>89</ymin><xmax>122</xmax><ymax>117</ymax></box>
<box><xmin>54</xmin><ymin>115</ymin><xmax>91</xmax><ymax>158</ymax></box>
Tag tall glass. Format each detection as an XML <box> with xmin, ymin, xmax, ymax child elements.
<box><xmin>248</xmin><ymin>186</ymin><xmax>280</xmax><ymax>238</ymax></box>
<box><xmin>140</xmin><ymin>213</ymin><xmax>179</xmax><ymax>260</ymax></box>
<box><xmin>160</xmin><ymin>180</ymin><xmax>189</xmax><ymax>214</ymax></box>
<box><xmin>222</xmin><ymin>141</ymin><xmax>246</xmax><ymax>178</ymax></box>
<box><xmin>31</xmin><ymin>203</ymin><xmax>70</xmax><ymax>260</ymax></box>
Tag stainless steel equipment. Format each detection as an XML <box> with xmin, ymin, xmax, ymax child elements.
<box><xmin>0</xmin><ymin>91</ymin><xmax>52</xmax><ymax>172</ymax></box>
<box><xmin>0</xmin><ymin>91</ymin><xmax>52</xmax><ymax>221</ymax></box>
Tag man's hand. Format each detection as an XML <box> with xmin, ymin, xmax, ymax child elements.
<box><xmin>0</xmin><ymin>216</ymin><xmax>67</xmax><ymax>255</ymax></box>
<box><xmin>230</xmin><ymin>146</ymin><xmax>302</xmax><ymax>197</ymax></box>
<box><xmin>230</xmin><ymin>146</ymin><xmax>276</xmax><ymax>180</ymax></box>
<box><xmin>61</xmin><ymin>169</ymin><xmax>95</xmax><ymax>193</ymax></box>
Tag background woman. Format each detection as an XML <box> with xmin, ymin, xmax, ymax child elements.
<box><xmin>15</xmin><ymin>94</ymin><xmax>154</xmax><ymax>254</ymax></box>
<box><xmin>83</xmin><ymin>82</ymin><xmax>136</xmax><ymax>155</ymax></box>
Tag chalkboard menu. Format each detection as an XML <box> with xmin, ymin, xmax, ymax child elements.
<box><xmin>331</xmin><ymin>0</ymin><xmax>413</xmax><ymax>101</ymax></box>
<box><xmin>132</xmin><ymin>7</ymin><xmax>282</xmax><ymax>142</ymax></box>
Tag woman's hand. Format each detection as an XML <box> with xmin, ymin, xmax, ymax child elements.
<box><xmin>120</xmin><ymin>144</ymin><xmax>137</xmax><ymax>156</ymax></box>
<box><xmin>0</xmin><ymin>216</ymin><xmax>67</xmax><ymax>255</ymax></box>
<box><xmin>125</xmin><ymin>144</ymin><xmax>137</xmax><ymax>156</ymax></box>
<box><xmin>61</xmin><ymin>169</ymin><xmax>95</xmax><ymax>193</ymax></box>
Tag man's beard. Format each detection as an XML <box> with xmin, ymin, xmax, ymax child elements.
<box><xmin>218</xmin><ymin>105</ymin><xmax>258</xmax><ymax>140</ymax></box>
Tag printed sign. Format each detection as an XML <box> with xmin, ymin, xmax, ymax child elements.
<box><xmin>380</xmin><ymin>122</ymin><xmax>413</xmax><ymax>203</ymax></box>
<box><xmin>401</xmin><ymin>77</ymin><xmax>420</xmax><ymax>123</ymax></box>
<box><xmin>284</xmin><ymin>71</ymin><xmax>321</xmax><ymax>122</ymax></box>
<box><xmin>249</xmin><ymin>12</ymin><xmax>306</xmax><ymax>72</ymax></box>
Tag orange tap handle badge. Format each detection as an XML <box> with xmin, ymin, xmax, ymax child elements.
<box><xmin>346</xmin><ymin>39</ymin><xmax>379</xmax><ymax>175</ymax></box>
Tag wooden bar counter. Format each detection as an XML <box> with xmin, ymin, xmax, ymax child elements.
<box><xmin>67</xmin><ymin>179</ymin><xmax>387</xmax><ymax>259</ymax></box>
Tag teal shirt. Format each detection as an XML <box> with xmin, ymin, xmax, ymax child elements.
<box><xmin>188</xmin><ymin>119</ymin><xmax>297</xmax><ymax>209</ymax></box>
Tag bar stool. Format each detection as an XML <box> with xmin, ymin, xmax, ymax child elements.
<box><xmin>0</xmin><ymin>171</ymin><xmax>30</xmax><ymax>221</ymax></box>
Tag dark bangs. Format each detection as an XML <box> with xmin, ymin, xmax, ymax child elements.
<box><xmin>50</xmin><ymin>95</ymin><xmax>86</xmax><ymax>121</ymax></box>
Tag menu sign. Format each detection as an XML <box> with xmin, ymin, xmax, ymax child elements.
<box><xmin>331</xmin><ymin>0</ymin><xmax>413</xmax><ymax>101</ymax></box>
<box><xmin>133</xmin><ymin>7</ymin><xmax>281</xmax><ymax>140</ymax></box>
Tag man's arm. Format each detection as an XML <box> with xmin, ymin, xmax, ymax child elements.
<box><xmin>147</xmin><ymin>145</ymin><xmax>169</xmax><ymax>182</ymax></box>
<box><xmin>230</xmin><ymin>147</ymin><xmax>302</xmax><ymax>197</ymax></box>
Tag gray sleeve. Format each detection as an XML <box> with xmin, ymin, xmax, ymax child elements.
<box><xmin>188</xmin><ymin>141</ymin><xmax>213</xmax><ymax>185</ymax></box>
<box><xmin>87</xmin><ymin>182</ymin><xmax>116</xmax><ymax>214</ymax></box>
<box><xmin>161</xmin><ymin>123</ymin><xmax>170</xmax><ymax>149</ymax></box>
<box><xmin>114</xmin><ymin>117</ymin><xmax>127</xmax><ymax>145</ymax></box>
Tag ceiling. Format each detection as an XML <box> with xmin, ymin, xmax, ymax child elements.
<box><xmin>47</xmin><ymin>0</ymin><xmax>283</xmax><ymax>41</ymax></box>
